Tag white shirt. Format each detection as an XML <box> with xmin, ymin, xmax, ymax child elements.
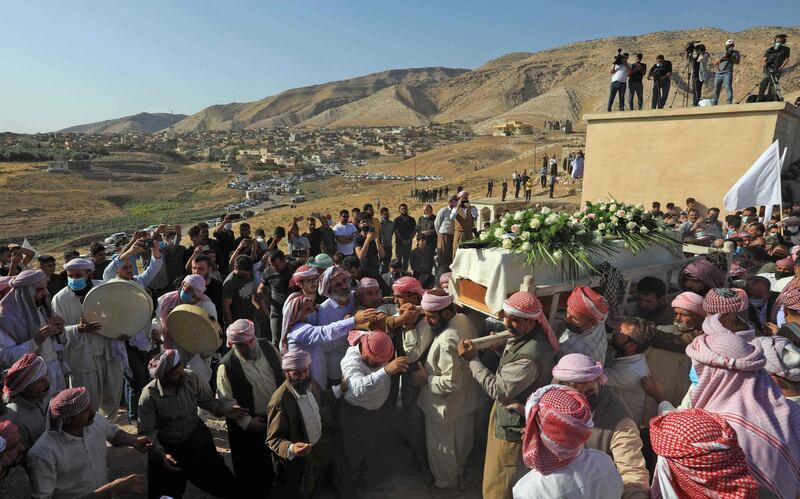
<box><xmin>28</xmin><ymin>413</ymin><xmax>120</xmax><ymax>499</ymax></box>
<box><xmin>332</xmin><ymin>223</ymin><xmax>358</xmax><ymax>255</ymax></box>
<box><xmin>513</xmin><ymin>449</ymin><xmax>623</xmax><ymax>499</ymax></box>
<box><xmin>285</xmin><ymin>385</ymin><xmax>323</xmax><ymax>460</ymax></box>
<box><xmin>435</xmin><ymin>206</ymin><xmax>455</xmax><ymax>235</ymax></box>
<box><xmin>611</xmin><ymin>63</ymin><xmax>630</xmax><ymax>83</ymax></box>
<box><xmin>605</xmin><ymin>352</ymin><xmax>650</xmax><ymax>426</ymax></box>
<box><xmin>216</xmin><ymin>346</ymin><xmax>279</xmax><ymax>429</ymax></box>
<box><xmin>340</xmin><ymin>345</ymin><xmax>391</xmax><ymax>410</ymax></box>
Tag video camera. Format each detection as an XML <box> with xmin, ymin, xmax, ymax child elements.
<box><xmin>684</xmin><ymin>41</ymin><xmax>701</xmax><ymax>59</ymax></box>
<box><xmin>613</xmin><ymin>48</ymin><xmax>628</xmax><ymax>65</ymax></box>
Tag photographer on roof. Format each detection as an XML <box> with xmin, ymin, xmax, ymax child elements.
<box><xmin>647</xmin><ymin>55</ymin><xmax>672</xmax><ymax>109</ymax></box>
<box><xmin>608</xmin><ymin>50</ymin><xmax>631</xmax><ymax>112</ymax></box>
<box><xmin>627</xmin><ymin>53</ymin><xmax>646</xmax><ymax>111</ymax></box>
<box><xmin>691</xmin><ymin>43</ymin><xmax>710</xmax><ymax>106</ymax></box>
<box><xmin>757</xmin><ymin>34</ymin><xmax>791</xmax><ymax>102</ymax></box>
<box><xmin>712</xmin><ymin>39</ymin><xmax>740</xmax><ymax>105</ymax></box>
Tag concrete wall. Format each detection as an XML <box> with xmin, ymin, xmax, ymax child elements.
<box><xmin>581</xmin><ymin>102</ymin><xmax>800</xmax><ymax>213</ymax></box>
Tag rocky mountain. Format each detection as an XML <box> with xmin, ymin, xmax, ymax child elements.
<box><xmin>59</xmin><ymin>112</ymin><xmax>187</xmax><ymax>134</ymax></box>
<box><xmin>173</xmin><ymin>26</ymin><xmax>800</xmax><ymax>133</ymax></box>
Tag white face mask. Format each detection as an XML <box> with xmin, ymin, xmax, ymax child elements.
<box><xmin>788</xmin><ymin>226</ymin><xmax>799</xmax><ymax>234</ymax></box>
<box><xmin>224</xmin><ymin>223</ymin><xmax>232</xmax><ymax>231</ymax></box>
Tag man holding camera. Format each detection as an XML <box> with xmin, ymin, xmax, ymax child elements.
<box><xmin>354</xmin><ymin>214</ymin><xmax>385</xmax><ymax>278</ymax></box>
<box><xmin>691</xmin><ymin>44</ymin><xmax>710</xmax><ymax>106</ymax></box>
<box><xmin>627</xmin><ymin>54</ymin><xmax>646</xmax><ymax>111</ymax></box>
<box><xmin>712</xmin><ymin>39</ymin><xmax>741</xmax><ymax>105</ymax></box>
<box><xmin>757</xmin><ymin>34</ymin><xmax>791</xmax><ymax>102</ymax></box>
<box><xmin>608</xmin><ymin>51</ymin><xmax>630</xmax><ymax>112</ymax></box>
<box><xmin>648</xmin><ymin>55</ymin><xmax>673</xmax><ymax>109</ymax></box>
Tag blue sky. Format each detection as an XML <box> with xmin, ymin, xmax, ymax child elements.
<box><xmin>1</xmin><ymin>0</ymin><xmax>797</xmax><ymax>133</ymax></box>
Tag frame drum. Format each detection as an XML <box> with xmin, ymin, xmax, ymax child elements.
<box><xmin>83</xmin><ymin>280</ymin><xmax>153</xmax><ymax>339</ymax></box>
<box><xmin>167</xmin><ymin>304</ymin><xmax>222</xmax><ymax>356</ymax></box>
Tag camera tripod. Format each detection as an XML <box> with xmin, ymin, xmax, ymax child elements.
<box><xmin>736</xmin><ymin>70</ymin><xmax>784</xmax><ymax>103</ymax></box>
<box><xmin>669</xmin><ymin>55</ymin><xmax>694</xmax><ymax>108</ymax></box>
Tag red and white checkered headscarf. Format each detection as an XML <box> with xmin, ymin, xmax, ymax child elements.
<box><xmin>702</xmin><ymin>288</ymin><xmax>748</xmax><ymax>314</ymax></box>
<box><xmin>280</xmin><ymin>291</ymin><xmax>313</xmax><ymax>353</ymax></box>
<box><xmin>521</xmin><ymin>385</ymin><xmax>593</xmax><ymax>475</ymax></box>
<box><xmin>686</xmin><ymin>318</ymin><xmax>800</xmax><ymax>497</ymax></box>
<box><xmin>781</xmin><ymin>288</ymin><xmax>800</xmax><ymax>313</ymax></box>
<box><xmin>49</xmin><ymin>387</ymin><xmax>91</xmax><ymax>426</ymax></box>
<box><xmin>355</xmin><ymin>277</ymin><xmax>380</xmax><ymax>295</ymax></box>
<box><xmin>148</xmin><ymin>349</ymin><xmax>181</xmax><ymax>379</ymax></box>
<box><xmin>552</xmin><ymin>353</ymin><xmax>606</xmax><ymax>384</ymax></box>
<box><xmin>671</xmin><ymin>292</ymin><xmax>706</xmax><ymax>317</ymax></box>
<box><xmin>650</xmin><ymin>408</ymin><xmax>757</xmax><ymax>499</ymax></box>
<box><xmin>3</xmin><ymin>353</ymin><xmax>47</xmax><ymax>399</ymax></box>
<box><xmin>0</xmin><ymin>421</ymin><xmax>20</xmax><ymax>450</ymax></box>
<box><xmin>318</xmin><ymin>266</ymin><xmax>349</xmax><ymax>298</ymax></box>
<box><xmin>503</xmin><ymin>292</ymin><xmax>559</xmax><ymax>351</ymax></box>
<box><xmin>681</xmin><ymin>260</ymin><xmax>726</xmax><ymax>291</ymax></box>
<box><xmin>348</xmin><ymin>330</ymin><xmax>395</xmax><ymax>365</ymax></box>
<box><xmin>289</xmin><ymin>265</ymin><xmax>318</xmax><ymax>289</ymax></box>
<box><xmin>392</xmin><ymin>276</ymin><xmax>424</xmax><ymax>296</ymax></box>
<box><xmin>566</xmin><ymin>286</ymin><xmax>608</xmax><ymax>322</ymax></box>
<box><xmin>226</xmin><ymin>319</ymin><xmax>256</xmax><ymax>347</ymax></box>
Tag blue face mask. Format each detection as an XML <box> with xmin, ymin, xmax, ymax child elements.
<box><xmin>159</xmin><ymin>241</ymin><xmax>167</xmax><ymax>251</ymax></box>
<box><xmin>179</xmin><ymin>290</ymin><xmax>193</xmax><ymax>303</ymax></box>
<box><xmin>67</xmin><ymin>277</ymin><xmax>87</xmax><ymax>291</ymax></box>
<box><xmin>689</xmin><ymin>364</ymin><xmax>699</xmax><ymax>386</ymax></box>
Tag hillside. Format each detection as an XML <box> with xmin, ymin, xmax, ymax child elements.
<box><xmin>170</xmin><ymin>26</ymin><xmax>799</xmax><ymax>133</ymax></box>
<box><xmin>58</xmin><ymin>112</ymin><xmax>187</xmax><ymax>134</ymax></box>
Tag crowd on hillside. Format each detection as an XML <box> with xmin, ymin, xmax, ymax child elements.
<box><xmin>0</xmin><ymin>186</ymin><xmax>798</xmax><ymax>499</ymax></box>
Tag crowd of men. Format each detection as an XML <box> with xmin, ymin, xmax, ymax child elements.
<box><xmin>607</xmin><ymin>33</ymin><xmax>791</xmax><ymax>111</ymax></box>
<box><xmin>0</xmin><ymin>187</ymin><xmax>799</xmax><ymax>498</ymax></box>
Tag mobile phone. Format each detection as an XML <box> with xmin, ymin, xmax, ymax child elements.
<box><xmin>141</xmin><ymin>239</ymin><xmax>154</xmax><ymax>248</ymax></box>
<box><xmin>201</xmin><ymin>245</ymin><xmax>210</xmax><ymax>252</ymax></box>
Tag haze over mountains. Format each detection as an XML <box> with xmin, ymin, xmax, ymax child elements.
<box><xmin>57</xmin><ymin>112</ymin><xmax>187</xmax><ymax>134</ymax></box>
<box><xmin>62</xmin><ymin>26</ymin><xmax>799</xmax><ymax>135</ymax></box>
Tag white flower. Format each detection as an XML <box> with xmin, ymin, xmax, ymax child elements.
<box><xmin>503</xmin><ymin>213</ymin><xmax>512</xmax><ymax>221</ymax></box>
<box><xmin>519</xmin><ymin>231</ymin><xmax>530</xmax><ymax>241</ymax></box>
<box><xmin>529</xmin><ymin>218</ymin><xmax>541</xmax><ymax>229</ymax></box>
<box><xmin>626</xmin><ymin>222</ymin><xmax>636</xmax><ymax>230</ymax></box>
<box><xmin>640</xmin><ymin>227</ymin><xmax>649</xmax><ymax>234</ymax></box>
<box><xmin>625</xmin><ymin>212</ymin><xmax>635</xmax><ymax>221</ymax></box>
<box><xmin>502</xmin><ymin>238</ymin><xmax>513</xmax><ymax>249</ymax></box>
<box><xmin>494</xmin><ymin>228</ymin><xmax>505</xmax><ymax>238</ymax></box>
<box><xmin>616</xmin><ymin>209</ymin><xmax>626</xmax><ymax>218</ymax></box>
<box><xmin>480</xmin><ymin>231</ymin><xmax>489</xmax><ymax>240</ymax></box>
<box><xmin>511</xmin><ymin>224</ymin><xmax>520</xmax><ymax>234</ymax></box>
<box><xmin>546</xmin><ymin>214</ymin><xmax>559</xmax><ymax>226</ymax></box>
<box><xmin>656</xmin><ymin>218</ymin><xmax>665</xmax><ymax>227</ymax></box>
<box><xmin>521</xmin><ymin>242</ymin><xmax>532</xmax><ymax>252</ymax></box>
<box><xmin>513</xmin><ymin>211</ymin><xmax>523</xmax><ymax>221</ymax></box>
<box><xmin>599</xmin><ymin>204</ymin><xmax>607</xmax><ymax>211</ymax></box>
<box><xmin>609</xmin><ymin>203</ymin><xmax>618</xmax><ymax>212</ymax></box>
<box><xmin>577</xmin><ymin>229</ymin><xmax>586</xmax><ymax>235</ymax></box>
<box><xmin>611</xmin><ymin>216</ymin><xmax>619</xmax><ymax>225</ymax></box>
<box><xmin>552</xmin><ymin>250</ymin><xmax>563</xmax><ymax>261</ymax></box>
<box><xmin>597</xmin><ymin>223</ymin><xmax>606</xmax><ymax>230</ymax></box>
<box><xmin>540</xmin><ymin>206</ymin><xmax>552</xmax><ymax>215</ymax></box>
<box><xmin>636</xmin><ymin>203</ymin><xmax>644</xmax><ymax>210</ymax></box>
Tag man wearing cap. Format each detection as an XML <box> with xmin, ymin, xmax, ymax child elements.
<box><xmin>557</xmin><ymin>286</ymin><xmax>610</xmax><ymax>365</ymax></box>
<box><xmin>752</xmin><ymin>335</ymin><xmax>800</xmax><ymax>405</ymax></box>
<box><xmin>27</xmin><ymin>387</ymin><xmax>150</xmax><ymax>498</ymax></box>
<box><xmin>758</xmin><ymin>33</ymin><xmax>791</xmax><ymax>102</ymax></box>
<box><xmin>340</xmin><ymin>330</ymin><xmax>409</xmax><ymax>488</ymax></box>
<box><xmin>512</xmin><ymin>384</ymin><xmax>623</xmax><ymax>499</ymax></box>
<box><xmin>449</xmin><ymin>191</ymin><xmax>477</xmax><ymax>260</ymax></box>
<box><xmin>605</xmin><ymin>317</ymin><xmax>654</xmax><ymax>426</ymax></box>
<box><xmin>53</xmin><ymin>258</ymin><xmax>120</xmax><ymax>417</ymax></box>
<box><xmin>267</xmin><ymin>348</ymin><xmax>354</xmax><ymax>498</ymax></box>
<box><xmin>712</xmin><ymin>39</ymin><xmax>740</xmax><ymax>105</ymax></box>
<box><xmin>217</xmin><ymin>319</ymin><xmax>284</xmax><ymax>497</ymax></box>
<box><xmin>139</xmin><ymin>350</ymin><xmax>244</xmax><ymax>498</ymax></box>
<box><xmin>282</xmin><ymin>290</ymin><xmax>381</xmax><ymax>389</ymax></box>
<box><xmin>551</xmin><ymin>354</ymin><xmax>650</xmax><ymax>499</ymax></box>
<box><xmin>409</xmin><ymin>289</ymin><xmax>483</xmax><ymax>492</ymax></box>
<box><xmin>456</xmin><ymin>291</ymin><xmax>559</xmax><ymax>499</ymax></box>
<box><xmin>0</xmin><ymin>354</ymin><xmax>51</xmax><ymax>452</ymax></box>
<box><xmin>256</xmin><ymin>250</ymin><xmax>299</xmax><ymax>346</ymax></box>
<box><xmin>1</xmin><ymin>269</ymin><xmax>68</xmax><ymax>398</ymax></box>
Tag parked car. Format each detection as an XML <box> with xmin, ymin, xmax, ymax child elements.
<box><xmin>104</xmin><ymin>232</ymin><xmax>128</xmax><ymax>245</ymax></box>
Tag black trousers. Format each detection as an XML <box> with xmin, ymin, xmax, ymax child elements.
<box><xmin>228</xmin><ymin>420</ymin><xmax>273</xmax><ymax>498</ymax></box>
<box><xmin>692</xmin><ymin>78</ymin><xmax>704</xmax><ymax>106</ymax></box>
<box><xmin>148</xmin><ymin>421</ymin><xmax>240</xmax><ymax>499</ymax></box>
<box><xmin>395</xmin><ymin>241</ymin><xmax>412</xmax><ymax>271</ymax></box>
<box><xmin>124</xmin><ymin>345</ymin><xmax>150</xmax><ymax>421</ymax></box>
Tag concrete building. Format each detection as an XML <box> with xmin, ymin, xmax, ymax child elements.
<box><xmin>492</xmin><ymin>121</ymin><xmax>534</xmax><ymax>136</ymax></box>
<box><xmin>581</xmin><ymin>102</ymin><xmax>800</xmax><ymax>214</ymax></box>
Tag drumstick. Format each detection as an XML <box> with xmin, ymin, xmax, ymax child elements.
<box><xmin>469</xmin><ymin>331</ymin><xmax>513</xmax><ymax>350</ymax></box>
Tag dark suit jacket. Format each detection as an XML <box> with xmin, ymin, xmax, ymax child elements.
<box><xmin>748</xmin><ymin>294</ymin><xmax>777</xmax><ymax>333</ymax></box>
<box><xmin>266</xmin><ymin>379</ymin><xmax>339</xmax><ymax>497</ymax></box>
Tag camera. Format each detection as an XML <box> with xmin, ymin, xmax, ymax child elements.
<box><xmin>140</xmin><ymin>239</ymin><xmax>154</xmax><ymax>248</ymax></box>
<box><xmin>613</xmin><ymin>48</ymin><xmax>628</xmax><ymax>65</ymax></box>
<box><xmin>367</xmin><ymin>226</ymin><xmax>375</xmax><ymax>233</ymax></box>
<box><xmin>484</xmin><ymin>317</ymin><xmax>507</xmax><ymax>334</ymax></box>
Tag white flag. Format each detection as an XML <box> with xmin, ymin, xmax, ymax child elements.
<box><xmin>21</xmin><ymin>238</ymin><xmax>36</xmax><ymax>258</ymax></box>
<box><xmin>723</xmin><ymin>140</ymin><xmax>782</xmax><ymax>221</ymax></box>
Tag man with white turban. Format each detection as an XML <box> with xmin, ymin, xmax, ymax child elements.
<box><xmin>1</xmin><ymin>269</ymin><xmax>68</xmax><ymax>397</ymax></box>
<box><xmin>216</xmin><ymin>319</ymin><xmax>284</xmax><ymax>496</ymax></box>
<box><xmin>267</xmin><ymin>349</ymin><xmax>354</xmax><ymax>498</ymax></box>
<box><xmin>551</xmin><ymin>354</ymin><xmax>650</xmax><ymax>499</ymax></box>
<box><xmin>409</xmin><ymin>289</ymin><xmax>483</xmax><ymax>492</ymax></box>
